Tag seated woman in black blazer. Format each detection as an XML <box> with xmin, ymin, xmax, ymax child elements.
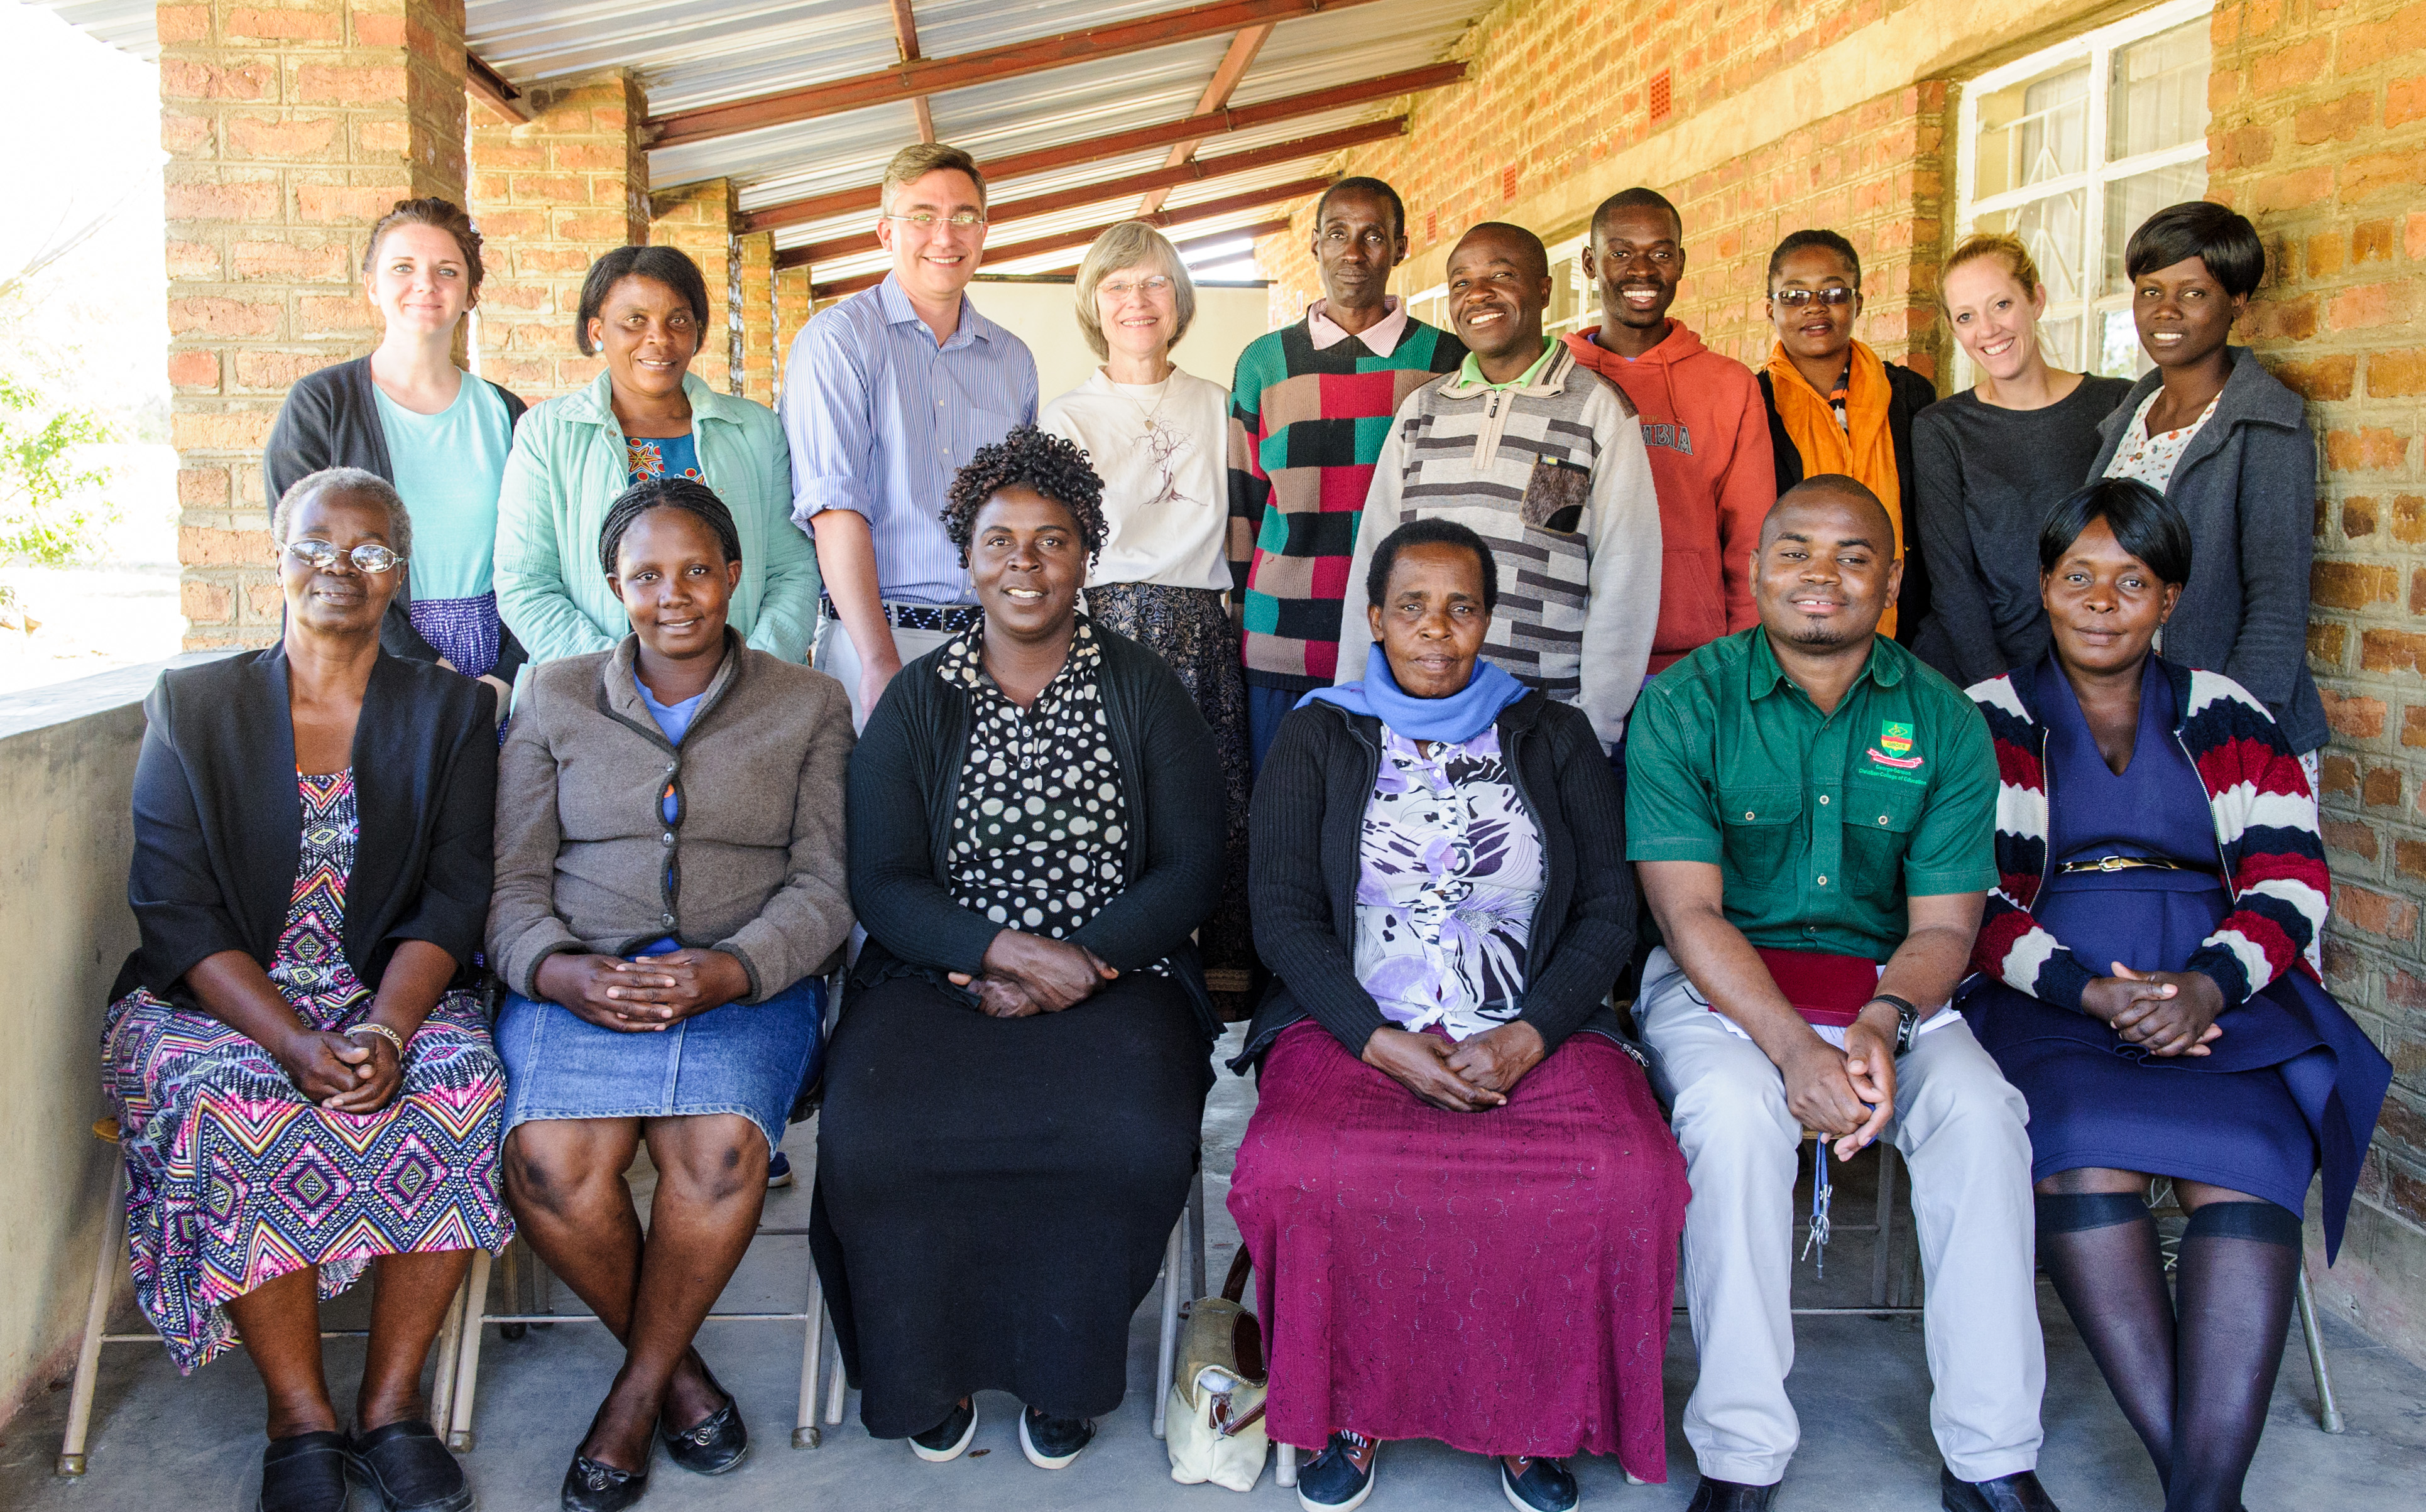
<box><xmin>813</xmin><ymin>426</ymin><xmax>1225</xmax><ymax>1472</ymax></box>
<box><xmin>102</xmin><ymin>467</ymin><xmax>505</xmax><ymax>1512</ymax></box>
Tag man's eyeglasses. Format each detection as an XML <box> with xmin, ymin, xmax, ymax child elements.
<box><xmin>883</xmin><ymin>210</ymin><xmax>985</xmax><ymax>229</ymax></box>
<box><xmin>286</xmin><ymin>539</ymin><xmax>404</xmax><ymax>574</ymax></box>
<box><xmin>1100</xmin><ymin>276</ymin><xmax>1175</xmax><ymax>300</ymax></box>
<box><xmin>1771</xmin><ymin>287</ymin><xmax>1855</xmax><ymax>310</ymax></box>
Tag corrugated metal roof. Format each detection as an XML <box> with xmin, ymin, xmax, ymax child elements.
<box><xmin>45</xmin><ymin>0</ymin><xmax>1485</xmax><ymax>288</ymax></box>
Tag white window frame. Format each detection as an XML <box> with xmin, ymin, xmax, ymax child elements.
<box><xmin>1951</xmin><ymin>0</ymin><xmax>2215</xmax><ymax>386</ymax></box>
<box><xmin>1404</xmin><ymin>228</ymin><xmax>1593</xmax><ymax>344</ymax></box>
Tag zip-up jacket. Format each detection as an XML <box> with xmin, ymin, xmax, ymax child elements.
<box><xmin>1233</xmin><ymin>689</ymin><xmax>1635</xmax><ymax>1070</ymax></box>
<box><xmin>1967</xmin><ymin>655</ymin><xmax>2327</xmax><ymax>1012</ymax></box>
<box><xmin>1334</xmin><ymin>344</ymin><xmax>1663</xmax><ymax>749</ymax></box>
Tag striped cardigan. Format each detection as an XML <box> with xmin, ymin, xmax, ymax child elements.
<box><xmin>1968</xmin><ymin>656</ymin><xmax>2327</xmax><ymax>1012</ymax></box>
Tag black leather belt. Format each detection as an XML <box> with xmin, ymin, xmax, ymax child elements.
<box><xmin>2055</xmin><ymin>854</ymin><xmax>2217</xmax><ymax>876</ymax></box>
<box><xmin>820</xmin><ymin>595</ymin><xmax>980</xmax><ymax>634</ymax></box>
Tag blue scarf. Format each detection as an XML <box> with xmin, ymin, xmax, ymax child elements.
<box><xmin>1298</xmin><ymin>645</ymin><xmax>1529</xmax><ymax>745</ymax></box>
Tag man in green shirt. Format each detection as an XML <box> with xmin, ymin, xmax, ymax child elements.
<box><xmin>1626</xmin><ymin>479</ymin><xmax>2056</xmax><ymax>1512</ymax></box>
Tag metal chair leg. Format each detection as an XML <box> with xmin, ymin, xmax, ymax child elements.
<box><xmin>443</xmin><ymin>1249</ymin><xmax>493</xmax><ymax>1450</ymax></box>
<box><xmin>1871</xmin><ymin>1141</ymin><xmax>1899</xmax><ymax>1310</ymax></box>
<box><xmin>1151</xmin><ymin>1200</ymin><xmax>1187</xmax><ymax>1440</ymax></box>
<box><xmin>1276</xmin><ymin>1441</ymin><xmax>1297</xmax><ymax>1487</ymax></box>
<box><xmin>2295</xmin><ymin>1261</ymin><xmax>2344</xmax><ymax>1433</ymax></box>
<box><xmin>1188</xmin><ymin>1168</ymin><xmax>1208</xmax><ymax>1302</ymax></box>
<box><xmin>823</xmin><ymin>1315</ymin><xmax>849</xmax><ymax>1426</ymax></box>
<box><xmin>796</xmin><ymin>1234</ymin><xmax>825</xmax><ymax>1447</ymax></box>
<box><xmin>57</xmin><ymin>1161</ymin><xmax>125</xmax><ymax>1477</ymax></box>
<box><xmin>426</xmin><ymin>1271</ymin><xmax>467</xmax><ymax>1439</ymax></box>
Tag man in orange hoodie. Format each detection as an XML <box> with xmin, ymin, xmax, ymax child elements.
<box><xmin>1565</xmin><ymin>188</ymin><xmax>1776</xmax><ymax>676</ymax></box>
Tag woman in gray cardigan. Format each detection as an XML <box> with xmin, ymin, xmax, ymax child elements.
<box><xmin>486</xmin><ymin>478</ymin><xmax>854</xmax><ymax>1512</ymax></box>
<box><xmin>2090</xmin><ymin>202</ymin><xmax>2326</xmax><ymax>760</ymax></box>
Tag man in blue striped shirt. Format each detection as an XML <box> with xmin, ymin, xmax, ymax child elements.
<box><xmin>784</xmin><ymin>142</ymin><xmax>1041</xmax><ymax>725</ymax></box>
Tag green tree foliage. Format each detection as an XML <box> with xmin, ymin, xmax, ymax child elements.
<box><xmin>0</xmin><ymin>372</ymin><xmax>116</xmax><ymax>625</ymax></box>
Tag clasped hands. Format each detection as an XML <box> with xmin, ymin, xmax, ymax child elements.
<box><xmin>537</xmin><ymin>947</ymin><xmax>754</xmax><ymax>1033</ymax></box>
<box><xmin>1782</xmin><ymin>1002</ymin><xmax>1901</xmax><ymax>1162</ymax></box>
<box><xmin>2080</xmin><ymin>962</ymin><xmax>2226</xmax><ymax>1057</ymax></box>
<box><xmin>1362</xmin><ymin>1021</ymin><xmax>1547</xmax><ymax>1112</ymax></box>
<box><xmin>948</xmin><ymin>930</ymin><xmax>1119</xmax><ymax>1018</ymax></box>
<box><xmin>274</xmin><ymin>1026</ymin><xmax>403</xmax><ymax>1115</ymax></box>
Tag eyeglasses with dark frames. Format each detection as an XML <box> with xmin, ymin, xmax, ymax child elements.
<box><xmin>1771</xmin><ymin>287</ymin><xmax>1855</xmax><ymax>310</ymax></box>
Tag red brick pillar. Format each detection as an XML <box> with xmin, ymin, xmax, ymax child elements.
<box><xmin>467</xmin><ymin>70</ymin><xmax>648</xmax><ymax>399</ymax></box>
<box><xmin>774</xmin><ymin>263</ymin><xmax>814</xmax><ymax>406</ymax></box>
<box><xmin>736</xmin><ymin>230</ymin><xmax>777</xmax><ymax>405</ymax></box>
<box><xmin>650</xmin><ymin>179</ymin><xmax>739</xmax><ymax>394</ymax></box>
<box><xmin>162</xmin><ymin>0</ymin><xmax>468</xmax><ymax>649</ymax></box>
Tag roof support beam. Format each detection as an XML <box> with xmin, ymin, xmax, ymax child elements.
<box><xmin>466</xmin><ymin>52</ymin><xmax>530</xmax><ymax>124</ymax></box>
<box><xmin>1139</xmin><ymin>24</ymin><xmax>1271</xmax><ymax>217</ymax></box>
<box><xmin>888</xmin><ymin>0</ymin><xmax>936</xmax><ymax>143</ymax></box>
<box><xmin>795</xmin><ymin>182</ymin><xmax>1326</xmax><ymax>289</ymax></box>
<box><xmin>649</xmin><ymin>0</ymin><xmax>1394</xmax><ymax>148</ymax></box>
<box><xmin>779</xmin><ymin>115</ymin><xmax>1402</xmax><ymax>268</ymax></box>
<box><xmin>738</xmin><ymin>61</ymin><xmax>1462</xmax><ymax>232</ymax></box>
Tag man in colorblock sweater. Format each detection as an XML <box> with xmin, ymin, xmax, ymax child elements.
<box><xmin>1228</xmin><ymin>177</ymin><xmax>1464</xmax><ymax>771</ymax></box>
<box><xmin>1334</xmin><ymin>222</ymin><xmax>1663</xmax><ymax>752</ymax></box>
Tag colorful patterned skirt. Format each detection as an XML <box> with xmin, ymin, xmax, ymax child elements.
<box><xmin>1082</xmin><ymin>580</ymin><xmax>1254</xmax><ymax>1006</ymax></box>
<box><xmin>101</xmin><ymin>771</ymin><xmax>511</xmax><ymax>1374</ymax></box>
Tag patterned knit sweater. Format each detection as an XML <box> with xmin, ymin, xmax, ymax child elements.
<box><xmin>1968</xmin><ymin>656</ymin><xmax>2327</xmax><ymax>1011</ymax></box>
<box><xmin>1333</xmin><ymin>343</ymin><xmax>1663</xmax><ymax>749</ymax></box>
<box><xmin>1226</xmin><ymin>315</ymin><xmax>1465</xmax><ymax>691</ymax></box>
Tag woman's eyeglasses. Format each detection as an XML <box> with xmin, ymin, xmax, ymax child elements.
<box><xmin>285</xmin><ymin>539</ymin><xmax>404</xmax><ymax>574</ymax></box>
<box><xmin>1771</xmin><ymin>287</ymin><xmax>1855</xmax><ymax>310</ymax></box>
<box><xmin>1100</xmin><ymin>276</ymin><xmax>1175</xmax><ymax>299</ymax></box>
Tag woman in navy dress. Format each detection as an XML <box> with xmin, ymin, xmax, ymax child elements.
<box><xmin>1962</xmin><ymin>479</ymin><xmax>2389</xmax><ymax>1512</ymax></box>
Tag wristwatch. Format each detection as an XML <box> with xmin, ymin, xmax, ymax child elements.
<box><xmin>1868</xmin><ymin>994</ymin><xmax>1922</xmax><ymax>1054</ymax></box>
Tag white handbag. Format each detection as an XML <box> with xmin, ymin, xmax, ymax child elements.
<box><xmin>1165</xmin><ymin>1249</ymin><xmax>1269</xmax><ymax>1492</ymax></box>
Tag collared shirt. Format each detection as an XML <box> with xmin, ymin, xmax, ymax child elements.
<box><xmin>1625</xmin><ymin>628</ymin><xmax>1997</xmax><ymax>961</ymax></box>
<box><xmin>1306</xmin><ymin>295</ymin><xmax>1409</xmax><ymax>354</ymax></box>
<box><xmin>782</xmin><ymin>273</ymin><xmax>1039</xmax><ymax>605</ymax></box>
<box><xmin>1455</xmin><ymin>338</ymin><xmax>1559</xmax><ymax>392</ymax></box>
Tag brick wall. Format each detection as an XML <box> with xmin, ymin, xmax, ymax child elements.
<box><xmin>162</xmin><ymin>0</ymin><xmax>468</xmax><ymax>649</ymax></box>
<box><xmin>2208</xmin><ymin>0</ymin><xmax>2426</xmax><ymax>1353</ymax></box>
<box><xmin>649</xmin><ymin>179</ymin><xmax>739</xmax><ymax>394</ymax></box>
<box><xmin>467</xmin><ymin>71</ymin><xmax>648</xmax><ymax>399</ymax></box>
<box><xmin>736</xmin><ymin>230</ymin><xmax>777</xmax><ymax>405</ymax></box>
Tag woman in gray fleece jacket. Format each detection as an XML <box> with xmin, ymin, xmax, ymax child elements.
<box><xmin>484</xmin><ymin>477</ymin><xmax>853</xmax><ymax>1509</ymax></box>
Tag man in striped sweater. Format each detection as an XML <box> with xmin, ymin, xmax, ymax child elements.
<box><xmin>1227</xmin><ymin>177</ymin><xmax>1465</xmax><ymax>770</ymax></box>
<box><xmin>1334</xmin><ymin>222</ymin><xmax>1663</xmax><ymax>752</ymax></box>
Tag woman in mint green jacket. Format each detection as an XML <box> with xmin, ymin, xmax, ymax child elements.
<box><xmin>495</xmin><ymin>246</ymin><xmax>818</xmax><ymax>692</ymax></box>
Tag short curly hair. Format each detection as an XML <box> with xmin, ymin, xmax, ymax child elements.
<box><xmin>941</xmin><ymin>425</ymin><xmax>1108</xmax><ymax>567</ymax></box>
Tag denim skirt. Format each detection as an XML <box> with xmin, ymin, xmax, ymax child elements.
<box><xmin>496</xmin><ymin>970</ymin><xmax>824</xmax><ymax>1153</ymax></box>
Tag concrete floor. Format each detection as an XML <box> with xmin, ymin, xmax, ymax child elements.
<box><xmin>6</xmin><ymin>1026</ymin><xmax>2423</xmax><ymax>1511</ymax></box>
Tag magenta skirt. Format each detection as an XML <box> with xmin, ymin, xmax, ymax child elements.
<box><xmin>1228</xmin><ymin>1023</ymin><xmax>1688</xmax><ymax>1477</ymax></box>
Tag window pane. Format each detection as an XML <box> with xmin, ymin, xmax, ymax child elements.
<box><xmin>2103</xmin><ymin>160</ymin><xmax>2210</xmax><ymax>295</ymax></box>
<box><xmin>1546</xmin><ymin>256</ymin><xmax>1582</xmax><ymax>334</ymax></box>
<box><xmin>1975</xmin><ymin>63</ymin><xmax>2089</xmax><ymax>200</ymax></box>
<box><xmin>1978</xmin><ymin>190</ymin><xmax>2087</xmax><ymax>305</ymax></box>
<box><xmin>2097</xmin><ymin>305</ymin><xmax>2152</xmax><ymax>379</ymax></box>
<box><xmin>2038</xmin><ymin>313</ymin><xmax>2085</xmax><ymax>373</ymax></box>
<box><xmin>2109</xmin><ymin>20</ymin><xmax>2210</xmax><ymax>161</ymax></box>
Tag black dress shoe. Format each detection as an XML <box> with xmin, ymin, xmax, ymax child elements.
<box><xmin>347</xmin><ymin>1420</ymin><xmax>471</xmax><ymax>1511</ymax></box>
<box><xmin>559</xmin><ymin>1451</ymin><xmax>648</xmax><ymax>1512</ymax></box>
<box><xmin>261</xmin><ymin>1431</ymin><xmax>354</xmax><ymax>1512</ymax></box>
<box><xmin>1685</xmin><ymin>1477</ymin><xmax>1778</xmax><ymax>1512</ymax></box>
<box><xmin>1942</xmin><ymin>1468</ymin><xmax>2062</xmax><ymax>1512</ymax></box>
<box><xmin>659</xmin><ymin>1390</ymin><xmax>748</xmax><ymax>1476</ymax></box>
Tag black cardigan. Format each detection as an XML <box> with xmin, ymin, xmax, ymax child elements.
<box><xmin>845</xmin><ymin>621</ymin><xmax>1228</xmax><ymax>1037</ymax></box>
<box><xmin>1234</xmin><ymin>690</ymin><xmax>1636</xmax><ymax>1071</ymax></box>
<box><xmin>112</xmin><ymin>643</ymin><xmax>500</xmax><ymax>1009</ymax></box>
<box><xmin>263</xmin><ymin>356</ymin><xmax>532</xmax><ymax>678</ymax></box>
<box><xmin>1759</xmin><ymin>361</ymin><xmax>1940</xmax><ymax>649</ymax></box>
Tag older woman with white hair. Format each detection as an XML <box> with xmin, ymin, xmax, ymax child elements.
<box><xmin>1041</xmin><ymin>221</ymin><xmax>1251</xmax><ymax>1006</ymax></box>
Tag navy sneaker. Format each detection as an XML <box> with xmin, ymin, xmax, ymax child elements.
<box><xmin>1296</xmin><ymin>1431</ymin><xmax>1377</xmax><ymax>1511</ymax></box>
<box><xmin>766</xmin><ymin>1150</ymin><xmax>794</xmax><ymax>1188</ymax></box>
<box><xmin>1502</xmin><ymin>1455</ymin><xmax>1580</xmax><ymax>1512</ymax></box>
<box><xmin>1017</xmin><ymin>1406</ymin><xmax>1095</xmax><ymax>1469</ymax></box>
<box><xmin>909</xmin><ymin>1398</ymin><xmax>975</xmax><ymax>1463</ymax></box>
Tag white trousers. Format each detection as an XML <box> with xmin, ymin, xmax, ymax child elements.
<box><xmin>1636</xmin><ymin>947</ymin><xmax>2045</xmax><ymax>1486</ymax></box>
<box><xmin>814</xmin><ymin>616</ymin><xmax>960</xmax><ymax>732</ymax></box>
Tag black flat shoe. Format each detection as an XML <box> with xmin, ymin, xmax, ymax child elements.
<box><xmin>347</xmin><ymin>1420</ymin><xmax>471</xmax><ymax>1511</ymax></box>
<box><xmin>559</xmin><ymin>1451</ymin><xmax>648</xmax><ymax>1512</ymax></box>
<box><xmin>261</xmin><ymin>1431</ymin><xmax>353</xmax><ymax>1512</ymax></box>
<box><xmin>1685</xmin><ymin>1477</ymin><xmax>1777</xmax><ymax>1512</ymax></box>
<box><xmin>659</xmin><ymin>1391</ymin><xmax>747</xmax><ymax>1476</ymax></box>
<box><xmin>1942</xmin><ymin>1467</ymin><xmax>2062</xmax><ymax>1512</ymax></box>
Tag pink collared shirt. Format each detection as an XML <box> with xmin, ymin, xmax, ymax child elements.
<box><xmin>1306</xmin><ymin>295</ymin><xmax>1409</xmax><ymax>354</ymax></box>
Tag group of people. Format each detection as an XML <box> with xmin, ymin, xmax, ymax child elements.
<box><xmin>101</xmin><ymin>136</ymin><xmax>2389</xmax><ymax>1512</ymax></box>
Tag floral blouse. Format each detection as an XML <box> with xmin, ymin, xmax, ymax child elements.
<box><xmin>1352</xmin><ymin>725</ymin><xmax>1546</xmax><ymax>1040</ymax></box>
<box><xmin>941</xmin><ymin>618</ymin><xmax>1164</xmax><ymax>974</ymax></box>
<box><xmin>2102</xmin><ymin>388</ymin><xmax>2218</xmax><ymax>494</ymax></box>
